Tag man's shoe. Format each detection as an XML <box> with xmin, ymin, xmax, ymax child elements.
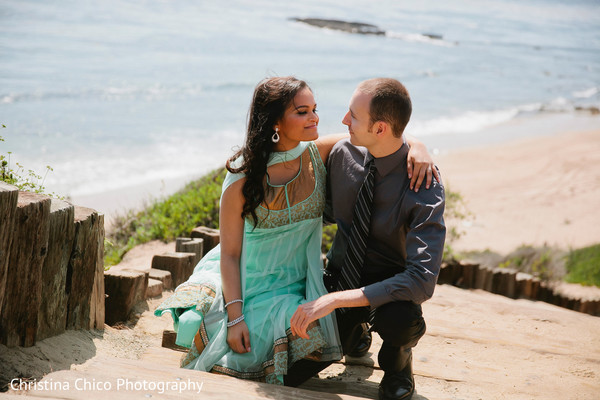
<box><xmin>347</xmin><ymin>324</ymin><xmax>372</xmax><ymax>357</ymax></box>
<box><xmin>378</xmin><ymin>350</ymin><xmax>414</xmax><ymax>400</ymax></box>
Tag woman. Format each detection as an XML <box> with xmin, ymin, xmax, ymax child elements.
<box><xmin>155</xmin><ymin>76</ymin><xmax>435</xmax><ymax>385</ymax></box>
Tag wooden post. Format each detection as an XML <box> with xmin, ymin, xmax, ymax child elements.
<box><xmin>0</xmin><ymin>182</ymin><xmax>18</xmax><ymax>315</ymax></box>
<box><xmin>104</xmin><ymin>269</ymin><xmax>148</xmax><ymax>325</ymax></box>
<box><xmin>0</xmin><ymin>191</ymin><xmax>51</xmax><ymax>347</ymax></box>
<box><xmin>37</xmin><ymin>199</ymin><xmax>75</xmax><ymax>341</ymax></box>
<box><xmin>176</xmin><ymin>237</ymin><xmax>204</xmax><ymax>266</ymax></box>
<box><xmin>459</xmin><ymin>262</ymin><xmax>478</xmax><ymax>289</ymax></box>
<box><xmin>190</xmin><ymin>226</ymin><xmax>220</xmax><ymax>254</ymax></box>
<box><xmin>65</xmin><ymin>207</ymin><xmax>102</xmax><ymax>330</ymax></box>
<box><xmin>149</xmin><ymin>268</ymin><xmax>173</xmax><ymax>290</ymax></box>
<box><xmin>152</xmin><ymin>252</ymin><xmax>197</xmax><ymax>287</ymax></box>
<box><xmin>89</xmin><ymin>213</ymin><xmax>105</xmax><ymax>330</ymax></box>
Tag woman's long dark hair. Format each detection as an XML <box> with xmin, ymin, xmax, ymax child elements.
<box><xmin>226</xmin><ymin>76</ymin><xmax>309</xmax><ymax>226</ymax></box>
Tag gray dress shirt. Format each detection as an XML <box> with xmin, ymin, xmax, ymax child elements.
<box><xmin>325</xmin><ymin>138</ymin><xmax>446</xmax><ymax>308</ymax></box>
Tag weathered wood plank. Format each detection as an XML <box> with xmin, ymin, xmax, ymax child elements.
<box><xmin>89</xmin><ymin>213</ymin><xmax>105</xmax><ymax>330</ymax></box>
<box><xmin>104</xmin><ymin>269</ymin><xmax>148</xmax><ymax>325</ymax></box>
<box><xmin>37</xmin><ymin>199</ymin><xmax>75</xmax><ymax>341</ymax></box>
<box><xmin>0</xmin><ymin>192</ymin><xmax>51</xmax><ymax>347</ymax></box>
<box><xmin>65</xmin><ymin>207</ymin><xmax>102</xmax><ymax>330</ymax></box>
<box><xmin>151</xmin><ymin>252</ymin><xmax>196</xmax><ymax>287</ymax></box>
<box><xmin>25</xmin><ymin>356</ymin><xmax>367</xmax><ymax>399</ymax></box>
<box><xmin>0</xmin><ymin>182</ymin><xmax>18</xmax><ymax>314</ymax></box>
<box><xmin>159</xmin><ymin>330</ymin><xmax>188</xmax><ymax>353</ymax></box>
<box><xmin>175</xmin><ymin>237</ymin><xmax>203</xmax><ymax>266</ymax></box>
<box><xmin>190</xmin><ymin>226</ymin><xmax>220</xmax><ymax>254</ymax></box>
<box><xmin>0</xmin><ymin>394</ymin><xmax>66</xmax><ymax>399</ymax></box>
<box><xmin>149</xmin><ymin>268</ymin><xmax>173</xmax><ymax>290</ymax></box>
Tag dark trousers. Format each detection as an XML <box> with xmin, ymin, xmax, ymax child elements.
<box><xmin>284</xmin><ymin>299</ymin><xmax>426</xmax><ymax>386</ymax></box>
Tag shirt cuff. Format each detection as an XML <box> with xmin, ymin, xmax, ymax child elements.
<box><xmin>361</xmin><ymin>282</ymin><xmax>389</xmax><ymax>309</ymax></box>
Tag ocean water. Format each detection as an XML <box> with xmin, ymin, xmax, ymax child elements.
<box><xmin>1</xmin><ymin>0</ymin><xmax>599</xmax><ymax>200</ymax></box>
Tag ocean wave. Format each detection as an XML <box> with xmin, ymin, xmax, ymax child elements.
<box><xmin>0</xmin><ymin>85</ymin><xmax>203</xmax><ymax>104</ymax></box>
<box><xmin>0</xmin><ymin>82</ymin><xmax>254</xmax><ymax>104</ymax></box>
<box><xmin>385</xmin><ymin>31</ymin><xmax>456</xmax><ymax>47</ymax></box>
<box><xmin>573</xmin><ymin>87</ymin><xmax>599</xmax><ymax>99</ymax></box>
<box><xmin>410</xmin><ymin>97</ymin><xmax>597</xmax><ymax>137</ymax></box>
<box><xmin>41</xmin><ymin>130</ymin><xmax>238</xmax><ymax>197</ymax></box>
<box><xmin>410</xmin><ymin>108</ymin><xmax>522</xmax><ymax>136</ymax></box>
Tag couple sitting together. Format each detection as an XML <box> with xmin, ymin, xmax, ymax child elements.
<box><xmin>155</xmin><ymin>76</ymin><xmax>446</xmax><ymax>400</ymax></box>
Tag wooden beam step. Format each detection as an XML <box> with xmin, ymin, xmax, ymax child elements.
<box><xmin>23</xmin><ymin>355</ymin><xmax>368</xmax><ymax>399</ymax></box>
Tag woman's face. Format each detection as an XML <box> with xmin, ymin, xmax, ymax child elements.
<box><xmin>274</xmin><ymin>88</ymin><xmax>319</xmax><ymax>151</ymax></box>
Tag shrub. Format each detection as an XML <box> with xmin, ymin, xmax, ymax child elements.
<box><xmin>105</xmin><ymin>168</ymin><xmax>226</xmax><ymax>266</ymax></box>
<box><xmin>441</xmin><ymin>187</ymin><xmax>469</xmax><ymax>261</ymax></box>
<box><xmin>565</xmin><ymin>244</ymin><xmax>600</xmax><ymax>287</ymax></box>
<box><xmin>497</xmin><ymin>245</ymin><xmax>566</xmax><ymax>281</ymax></box>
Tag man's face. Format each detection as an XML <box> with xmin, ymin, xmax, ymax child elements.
<box><xmin>342</xmin><ymin>89</ymin><xmax>376</xmax><ymax>148</ymax></box>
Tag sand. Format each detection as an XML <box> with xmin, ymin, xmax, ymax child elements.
<box><xmin>435</xmin><ymin>128</ymin><xmax>600</xmax><ymax>254</ymax></box>
<box><xmin>2</xmin><ymin>282</ymin><xmax>599</xmax><ymax>399</ymax></box>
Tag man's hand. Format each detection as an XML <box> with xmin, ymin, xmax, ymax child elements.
<box><xmin>406</xmin><ymin>141</ymin><xmax>440</xmax><ymax>192</ymax></box>
<box><xmin>227</xmin><ymin>320</ymin><xmax>251</xmax><ymax>353</ymax></box>
<box><xmin>291</xmin><ymin>295</ymin><xmax>336</xmax><ymax>339</ymax></box>
<box><xmin>291</xmin><ymin>289</ymin><xmax>370</xmax><ymax>339</ymax></box>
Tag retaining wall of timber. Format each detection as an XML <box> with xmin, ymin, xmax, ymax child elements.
<box><xmin>0</xmin><ymin>183</ymin><xmax>104</xmax><ymax>347</ymax></box>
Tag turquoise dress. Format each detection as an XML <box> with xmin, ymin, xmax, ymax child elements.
<box><xmin>154</xmin><ymin>141</ymin><xmax>342</xmax><ymax>385</ymax></box>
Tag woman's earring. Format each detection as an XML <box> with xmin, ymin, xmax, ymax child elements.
<box><xmin>272</xmin><ymin>128</ymin><xmax>280</xmax><ymax>143</ymax></box>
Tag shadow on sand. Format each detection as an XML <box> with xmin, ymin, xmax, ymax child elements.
<box><xmin>297</xmin><ymin>362</ymin><xmax>430</xmax><ymax>400</ymax></box>
<box><xmin>0</xmin><ymin>329</ymin><xmax>102</xmax><ymax>392</ymax></box>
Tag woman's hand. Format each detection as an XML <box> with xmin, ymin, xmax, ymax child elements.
<box><xmin>227</xmin><ymin>320</ymin><xmax>251</xmax><ymax>353</ymax></box>
<box><xmin>406</xmin><ymin>140</ymin><xmax>440</xmax><ymax>192</ymax></box>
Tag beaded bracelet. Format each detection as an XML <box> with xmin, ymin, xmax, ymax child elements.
<box><xmin>226</xmin><ymin>314</ymin><xmax>245</xmax><ymax>328</ymax></box>
<box><xmin>224</xmin><ymin>299</ymin><xmax>243</xmax><ymax>309</ymax></box>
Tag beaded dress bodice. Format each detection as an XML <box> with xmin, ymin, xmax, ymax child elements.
<box><xmin>251</xmin><ymin>142</ymin><xmax>325</xmax><ymax>229</ymax></box>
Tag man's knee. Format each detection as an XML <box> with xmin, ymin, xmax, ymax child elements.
<box><xmin>284</xmin><ymin>359</ymin><xmax>333</xmax><ymax>387</ymax></box>
<box><xmin>373</xmin><ymin>301</ymin><xmax>426</xmax><ymax>347</ymax></box>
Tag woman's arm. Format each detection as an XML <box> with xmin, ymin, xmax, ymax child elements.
<box><xmin>405</xmin><ymin>134</ymin><xmax>441</xmax><ymax>192</ymax></box>
<box><xmin>314</xmin><ymin>133</ymin><xmax>348</xmax><ymax>164</ymax></box>
<box><xmin>219</xmin><ymin>178</ymin><xmax>251</xmax><ymax>353</ymax></box>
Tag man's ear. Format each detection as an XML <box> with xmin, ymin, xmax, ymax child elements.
<box><xmin>374</xmin><ymin>121</ymin><xmax>388</xmax><ymax>137</ymax></box>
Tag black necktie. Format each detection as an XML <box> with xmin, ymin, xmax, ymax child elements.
<box><xmin>336</xmin><ymin>160</ymin><xmax>377</xmax><ymax>296</ymax></box>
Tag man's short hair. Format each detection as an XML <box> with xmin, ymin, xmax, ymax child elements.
<box><xmin>358</xmin><ymin>78</ymin><xmax>412</xmax><ymax>138</ymax></box>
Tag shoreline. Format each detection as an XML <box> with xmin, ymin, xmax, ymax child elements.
<box><xmin>69</xmin><ymin>175</ymin><xmax>197</xmax><ymax>230</ymax></box>
<box><xmin>69</xmin><ymin>113</ymin><xmax>600</xmax><ymax>253</ymax></box>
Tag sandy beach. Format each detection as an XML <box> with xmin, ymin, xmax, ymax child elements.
<box><xmin>435</xmin><ymin>127</ymin><xmax>600</xmax><ymax>254</ymax></box>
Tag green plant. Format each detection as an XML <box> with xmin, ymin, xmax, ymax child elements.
<box><xmin>497</xmin><ymin>245</ymin><xmax>565</xmax><ymax>281</ymax></box>
<box><xmin>105</xmin><ymin>168</ymin><xmax>227</xmax><ymax>266</ymax></box>
<box><xmin>1</xmin><ymin>125</ymin><xmax>61</xmax><ymax>198</ymax></box>
<box><xmin>442</xmin><ymin>187</ymin><xmax>469</xmax><ymax>262</ymax></box>
<box><xmin>321</xmin><ymin>224</ymin><xmax>337</xmax><ymax>254</ymax></box>
<box><xmin>565</xmin><ymin>243</ymin><xmax>600</xmax><ymax>287</ymax></box>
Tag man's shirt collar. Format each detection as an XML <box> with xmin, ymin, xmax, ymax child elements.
<box><xmin>363</xmin><ymin>142</ymin><xmax>408</xmax><ymax>178</ymax></box>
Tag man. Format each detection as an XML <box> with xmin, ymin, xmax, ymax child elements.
<box><xmin>288</xmin><ymin>78</ymin><xmax>446</xmax><ymax>400</ymax></box>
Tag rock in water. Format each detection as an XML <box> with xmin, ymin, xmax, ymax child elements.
<box><xmin>290</xmin><ymin>18</ymin><xmax>385</xmax><ymax>35</ymax></box>
<box><xmin>422</xmin><ymin>32</ymin><xmax>443</xmax><ymax>40</ymax></box>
